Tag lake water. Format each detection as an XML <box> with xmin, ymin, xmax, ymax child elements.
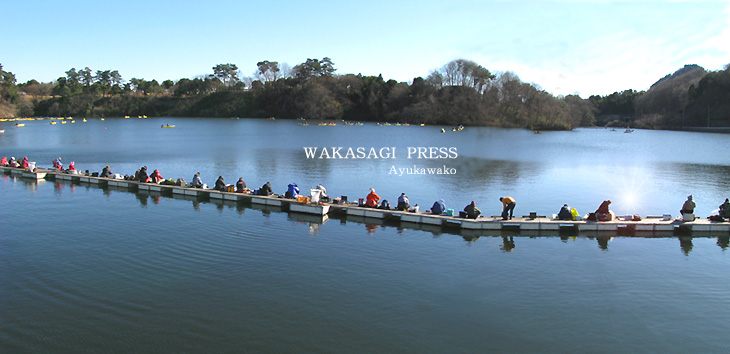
<box><xmin>2</xmin><ymin>118</ymin><xmax>730</xmax><ymax>353</ymax></box>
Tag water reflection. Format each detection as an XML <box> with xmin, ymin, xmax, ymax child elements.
<box><xmin>21</xmin><ymin>179</ymin><xmax>45</xmax><ymax>193</ymax></box>
<box><xmin>713</xmin><ymin>236</ymin><xmax>730</xmax><ymax>251</ymax></box>
<box><xmin>679</xmin><ymin>236</ymin><xmax>693</xmax><ymax>255</ymax></box>
<box><xmin>596</xmin><ymin>235</ymin><xmax>613</xmax><ymax>250</ymax></box>
<box><xmin>365</xmin><ymin>224</ymin><xmax>379</xmax><ymax>234</ymax></box>
<box><xmin>136</xmin><ymin>193</ymin><xmax>148</xmax><ymax>207</ymax></box>
<box><xmin>500</xmin><ymin>236</ymin><xmax>515</xmax><ymax>252</ymax></box>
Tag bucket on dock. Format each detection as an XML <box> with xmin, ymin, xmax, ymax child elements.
<box><xmin>28</xmin><ymin>162</ymin><xmax>36</xmax><ymax>172</ymax></box>
<box><xmin>358</xmin><ymin>198</ymin><xmax>364</xmax><ymax>206</ymax></box>
<box><xmin>298</xmin><ymin>196</ymin><xmax>310</xmax><ymax>204</ymax></box>
<box><xmin>310</xmin><ymin>189</ymin><xmax>321</xmax><ymax>203</ymax></box>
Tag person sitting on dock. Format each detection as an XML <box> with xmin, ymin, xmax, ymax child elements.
<box><xmin>0</xmin><ymin>156</ymin><xmax>7</xmax><ymax>166</ymax></box>
<box><xmin>258</xmin><ymin>182</ymin><xmax>273</xmax><ymax>196</ymax></box>
<box><xmin>397</xmin><ymin>193</ymin><xmax>410</xmax><ymax>211</ymax></box>
<box><xmin>100</xmin><ymin>165</ymin><xmax>112</xmax><ymax>178</ymax></box>
<box><xmin>236</xmin><ymin>178</ymin><xmax>247</xmax><ymax>192</ymax></box>
<box><xmin>680</xmin><ymin>195</ymin><xmax>695</xmax><ymax>216</ymax></box>
<box><xmin>136</xmin><ymin>166</ymin><xmax>149</xmax><ymax>183</ymax></box>
<box><xmin>379</xmin><ymin>200</ymin><xmax>391</xmax><ymax>210</ymax></box>
<box><xmin>52</xmin><ymin>157</ymin><xmax>62</xmax><ymax>170</ymax></box>
<box><xmin>20</xmin><ymin>156</ymin><xmax>29</xmax><ymax>169</ymax></box>
<box><xmin>286</xmin><ymin>183</ymin><xmax>300</xmax><ymax>198</ymax></box>
<box><xmin>150</xmin><ymin>169</ymin><xmax>164</xmax><ymax>183</ymax></box>
<box><xmin>214</xmin><ymin>176</ymin><xmax>226</xmax><ymax>191</ymax></box>
<box><xmin>314</xmin><ymin>184</ymin><xmax>329</xmax><ymax>202</ymax></box>
<box><xmin>365</xmin><ymin>188</ymin><xmax>381</xmax><ymax>207</ymax></box>
<box><xmin>191</xmin><ymin>172</ymin><xmax>204</xmax><ymax>188</ymax></box>
<box><xmin>558</xmin><ymin>204</ymin><xmax>573</xmax><ymax>220</ymax></box>
<box><xmin>67</xmin><ymin>161</ymin><xmax>78</xmax><ymax>174</ymax></box>
<box><xmin>464</xmin><ymin>201</ymin><xmax>481</xmax><ymax>219</ymax></box>
<box><xmin>431</xmin><ymin>199</ymin><xmax>445</xmax><ymax>215</ymax></box>
<box><xmin>591</xmin><ymin>200</ymin><xmax>612</xmax><ymax>221</ymax></box>
<box><xmin>500</xmin><ymin>196</ymin><xmax>516</xmax><ymax>220</ymax></box>
<box><xmin>128</xmin><ymin>169</ymin><xmax>139</xmax><ymax>181</ymax></box>
<box><xmin>719</xmin><ymin>198</ymin><xmax>730</xmax><ymax>219</ymax></box>
<box><xmin>9</xmin><ymin>157</ymin><xmax>17</xmax><ymax>167</ymax></box>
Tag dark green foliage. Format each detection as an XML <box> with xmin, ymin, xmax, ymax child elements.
<box><xmin>14</xmin><ymin>59</ymin><xmax>621</xmax><ymax>130</ymax></box>
<box><xmin>683</xmin><ymin>65</ymin><xmax>730</xmax><ymax>127</ymax></box>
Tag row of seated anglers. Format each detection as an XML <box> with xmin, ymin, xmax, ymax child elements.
<box><xmin>115</xmin><ymin>167</ymin><xmax>255</xmax><ymax>193</ymax></box>
<box><xmin>555</xmin><ymin>196</ymin><xmax>730</xmax><ymax>221</ymax></box>
<box><xmin>1</xmin><ymin>156</ymin><xmax>77</xmax><ymax>173</ymax></box>
<box><xmin>95</xmin><ymin>165</ymin><xmax>313</xmax><ymax>198</ymax></box>
<box><xmin>8</xmin><ymin>158</ymin><xmax>730</xmax><ymax>221</ymax></box>
<box><xmin>363</xmin><ymin>188</ymin><xmax>483</xmax><ymax>219</ymax></box>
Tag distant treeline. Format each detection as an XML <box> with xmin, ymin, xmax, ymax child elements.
<box><xmin>2</xmin><ymin>60</ymin><xmax>729</xmax><ymax>130</ymax></box>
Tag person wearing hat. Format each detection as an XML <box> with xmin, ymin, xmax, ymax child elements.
<box><xmin>431</xmin><ymin>199</ymin><xmax>445</xmax><ymax>215</ymax></box>
<box><xmin>236</xmin><ymin>177</ymin><xmax>247</xmax><ymax>192</ymax></box>
<box><xmin>365</xmin><ymin>188</ymin><xmax>380</xmax><ymax>208</ymax></box>
<box><xmin>558</xmin><ymin>203</ymin><xmax>573</xmax><ymax>220</ymax></box>
<box><xmin>464</xmin><ymin>201</ymin><xmax>481</xmax><ymax>219</ymax></box>
<box><xmin>52</xmin><ymin>157</ymin><xmax>62</xmax><ymax>170</ymax></box>
<box><xmin>68</xmin><ymin>161</ymin><xmax>77</xmax><ymax>174</ymax></box>
<box><xmin>397</xmin><ymin>193</ymin><xmax>410</xmax><ymax>211</ymax></box>
<box><xmin>136</xmin><ymin>166</ymin><xmax>149</xmax><ymax>182</ymax></box>
<box><xmin>149</xmin><ymin>169</ymin><xmax>164</xmax><ymax>183</ymax></box>
<box><xmin>215</xmin><ymin>176</ymin><xmax>226</xmax><ymax>191</ymax></box>
<box><xmin>101</xmin><ymin>165</ymin><xmax>112</xmax><ymax>178</ymax></box>
<box><xmin>681</xmin><ymin>195</ymin><xmax>695</xmax><ymax>215</ymax></box>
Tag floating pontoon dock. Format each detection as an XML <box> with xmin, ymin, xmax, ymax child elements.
<box><xmin>3</xmin><ymin>165</ymin><xmax>729</xmax><ymax>237</ymax></box>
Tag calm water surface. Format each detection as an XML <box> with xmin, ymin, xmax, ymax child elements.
<box><xmin>1</xmin><ymin>118</ymin><xmax>730</xmax><ymax>353</ymax></box>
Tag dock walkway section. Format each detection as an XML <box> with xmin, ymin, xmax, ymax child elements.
<box><xmin>3</xmin><ymin>165</ymin><xmax>729</xmax><ymax>236</ymax></box>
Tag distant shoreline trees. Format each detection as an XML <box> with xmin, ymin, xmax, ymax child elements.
<box><xmin>3</xmin><ymin>60</ymin><xmax>729</xmax><ymax>130</ymax></box>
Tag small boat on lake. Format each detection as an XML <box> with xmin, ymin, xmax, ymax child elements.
<box><xmin>161</xmin><ymin>124</ymin><xmax>175</xmax><ymax>128</ymax></box>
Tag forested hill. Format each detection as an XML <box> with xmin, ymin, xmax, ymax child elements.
<box><xmin>589</xmin><ymin>64</ymin><xmax>730</xmax><ymax>128</ymax></box>
<box><xmin>1</xmin><ymin>59</ymin><xmax>594</xmax><ymax>130</ymax></box>
<box><xmin>3</xmin><ymin>59</ymin><xmax>729</xmax><ymax>130</ymax></box>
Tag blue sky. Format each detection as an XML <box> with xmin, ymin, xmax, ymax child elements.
<box><xmin>2</xmin><ymin>0</ymin><xmax>728</xmax><ymax>97</ymax></box>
